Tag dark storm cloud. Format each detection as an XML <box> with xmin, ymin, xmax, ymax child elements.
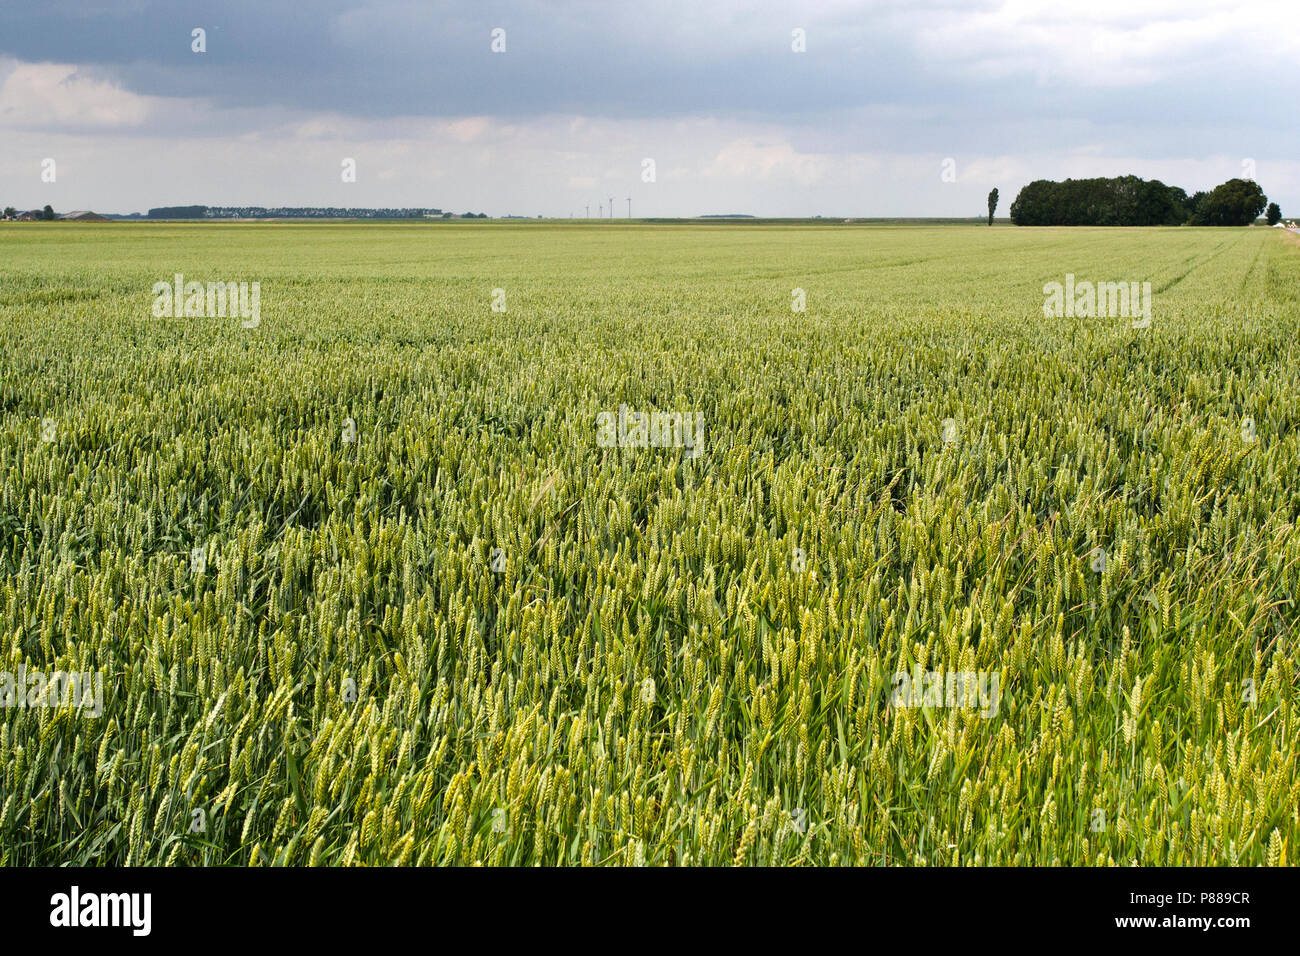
<box><xmin>2</xmin><ymin>0</ymin><xmax>1295</xmax><ymax>160</ymax></box>
<box><xmin>3</xmin><ymin>1</ymin><xmax>1297</xmax><ymax>215</ymax></box>
<box><xmin>1</xmin><ymin>1</ymin><xmax>913</xmax><ymax>117</ymax></box>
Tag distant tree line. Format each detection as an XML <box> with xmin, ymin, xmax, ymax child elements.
<box><xmin>1009</xmin><ymin>176</ymin><xmax>1268</xmax><ymax>226</ymax></box>
<box><xmin>145</xmin><ymin>206</ymin><xmax>458</xmax><ymax>219</ymax></box>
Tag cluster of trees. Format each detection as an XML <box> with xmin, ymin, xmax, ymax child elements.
<box><xmin>1009</xmin><ymin>176</ymin><xmax>1269</xmax><ymax>226</ymax></box>
<box><xmin>1185</xmin><ymin>179</ymin><xmax>1270</xmax><ymax>226</ymax></box>
<box><xmin>2</xmin><ymin>205</ymin><xmax>55</xmax><ymax>220</ymax></box>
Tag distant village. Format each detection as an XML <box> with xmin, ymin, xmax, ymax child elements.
<box><xmin>2</xmin><ymin>205</ymin><xmax>108</xmax><ymax>221</ymax></box>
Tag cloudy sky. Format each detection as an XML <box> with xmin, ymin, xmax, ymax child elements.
<box><xmin>2</xmin><ymin>0</ymin><xmax>1296</xmax><ymax>217</ymax></box>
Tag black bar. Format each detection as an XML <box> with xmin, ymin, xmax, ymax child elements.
<box><xmin>0</xmin><ymin>866</ymin><xmax>1286</xmax><ymax>943</ymax></box>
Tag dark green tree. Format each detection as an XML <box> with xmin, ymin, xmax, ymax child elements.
<box><xmin>42</xmin><ymin>205</ymin><xmax>55</xmax><ymax>220</ymax></box>
<box><xmin>987</xmin><ymin>188</ymin><xmax>998</xmax><ymax>226</ymax></box>
<box><xmin>1266</xmin><ymin>202</ymin><xmax>1282</xmax><ymax>226</ymax></box>
<box><xmin>1010</xmin><ymin>177</ymin><xmax>1263</xmax><ymax>226</ymax></box>
<box><xmin>1010</xmin><ymin>177</ymin><xmax>1182</xmax><ymax>225</ymax></box>
<box><xmin>1188</xmin><ymin>179</ymin><xmax>1266</xmax><ymax>226</ymax></box>
<box><xmin>147</xmin><ymin>206</ymin><xmax>207</xmax><ymax>219</ymax></box>
<box><xmin>2</xmin><ymin>207</ymin><xmax>15</xmax><ymax>219</ymax></box>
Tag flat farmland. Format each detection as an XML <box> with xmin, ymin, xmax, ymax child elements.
<box><xmin>1</xmin><ymin>222</ymin><xmax>1297</xmax><ymax>865</ymax></box>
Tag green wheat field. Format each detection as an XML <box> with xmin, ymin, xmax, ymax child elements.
<box><xmin>1</xmin><ymin>221</ymin><xmax>1297</xmax><ymax>866</ymax></box>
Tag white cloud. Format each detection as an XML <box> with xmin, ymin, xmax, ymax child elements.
<box><xmin>444</xmin><ymin>116</ymin><xmax>490</xmax><ymax>143</ymax></box>
<box><xmin>912</xmin><ymin>0</ymin><xmax>1300</xmax><ymax>88</ymax></box>
<box><xmin>0</xmin><ymin>59</ymin><xmax>158</xmax><ymax>129</ymax></box>
<box><xmin>705</xmin><ymin>138</ymin><xmax>829</xmax><ymax>185</ymax></box>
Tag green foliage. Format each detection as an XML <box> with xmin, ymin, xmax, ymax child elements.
<box><xmin>987</xmin><ymin>188</ymin><xmax>999</xmax><ymax>226</ymax></box>
<box><xmin>1188</xmin><ymin>179</ymin><xmax>1268</xmax><ymax>227</ymax></box>
<box><xmin>1266</xmin><ymin>203</ymin><xmax>1282</xmax><ymax>227</ymax></box>
<box><xmin>1010</xmin><ymin>176</ymin><xmax>1269</xmax><ymax>228</ymax></box>
<box><xmin>1010</xmin><ymin>176</ymin><xmax>1194</xmax><ymax>226</ymax></box>
<box><xmin>1</xmin><ymin>222</ymin><xmax>1297</xmax><ymax>866</ymax></box>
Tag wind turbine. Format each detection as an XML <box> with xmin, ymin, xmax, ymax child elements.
<box><xmin>608</xmin><ymin>197</ymin><xmax>614</xmax><ymax>220</ymax></box>
<box><xmin>626</xmin><ymin>197</ymin><xmax>631</xmax><ymax>218</ymax></box>
<box><xmin>585</xmin><ymin>204</ymin><xmax>589</xmax><ymax>218</ymax></box>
